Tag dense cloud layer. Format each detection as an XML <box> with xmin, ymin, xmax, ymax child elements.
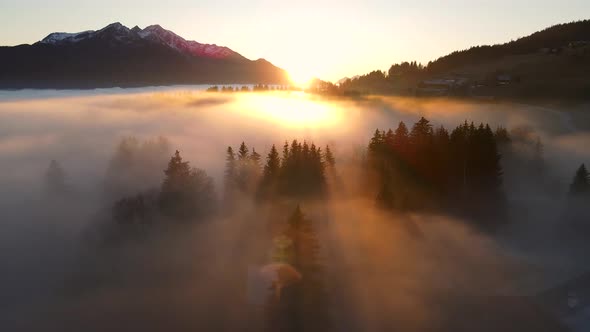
<box><xmin>0</xmin><ymin>89</ymin><xmax>588</xmax><ymax>331</ymax></box>
<box><xmin>2</xmin><ymin>91</ymin><xmax>589</xmax><ymax>192</ymax></box>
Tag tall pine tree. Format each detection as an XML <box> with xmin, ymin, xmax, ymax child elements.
<box><xmin>259</xmin><ymin>145</ymin><xmax>281</xmax><ymax>198</ymax></box>
<box><xmin>324</xmin><ymin>145</ymin><xmax>335</xmax><ymax>169</ymax></box>
<box><xmin>280</xmin><ymin>205</ymin><xmax>329</xmax><ymax>332</ymax></box>
<box><xmin>224</xmin><ymin>146</ymin><xmax>237</xmax><ymax>204</ymax></box>
<box><xmin>160</xmin><ymin>150</ymin><xmax>215</xmax><ymax>220</ymax></box>
<box><xmin>570</xmin><ymin>163</ymin><xmax>590</xmax><ymax>196</ymax></box>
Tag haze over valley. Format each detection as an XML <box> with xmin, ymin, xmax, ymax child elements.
<box><xmin>1</xmin><ymin>3</ymin><xmax>590</xmax><ymax>332</ymax></box>
<box><xmin>1</xmin><ymin>88</ymin><xmax>590</xmax><ymax>331</ymax></box>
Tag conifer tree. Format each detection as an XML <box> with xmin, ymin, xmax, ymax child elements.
<box><xmin>249</xmin><ymin>147</ymin><xmax>263</xmax><ymax>187</ymax></box>
<box><xmin>391</xmin><ymin>121</ymin><xmax>410</xmax><ymax>169</ymax></box>
<box><xmin>263</xmin><ymin>145</ymin><xmax>281</xmax><ymax>180</ymax></box>
<box><xmin>259</xmin><ymin>145</ymin><xmax>281</xmax><ymax>198</ymax></box>
<box><xmin>394</xmin><ymin>121</ymin><xmax>409</xmax><ymax>147</ymax></box>
<box><xmin>309</xmin><ymin>144</ymin><xmax>326</xmax><ymax>193</ymax></box>
<box><xmin>225</xmin><ymin>146</ymin><xmax>236</xmax><ymax>176</ymax></box>
<box><xmin>433</xmin><ymin>126</ymin><xmax>451</xmax><ymax>193</ymax></box>
<box><xmin>235</xmin><ymin>142</ymin><xmax>251</xmax><ymax>192</ymax></box>
<box><xmin>480</xmin><ymin>124</ymin><xmax>503</xmax><ymax>198</ymax></box>
<box><xmin>324</xmin><ymin>145</ymin><xmax>335</xmax><ymax>169</ymax></box>
<box><xmin>410</xmin><ymin>117</ymin><xmax>433</xmax><ymax>145</ymax></box>
<box><xmin>238</xmin><ymin>142</ymin><xmax>249</xmax><ymax>160</ymax></box>
<box><xmin>384</xmin><ymin>128</ymin><xmax>395</xmax><ymax>147</ymax></box>
<box><xmin>367</xmin><ymin>129</ymin><xmax>385</xmax><ymax>173</ymax></box>
<box><xmin>273</xmin><ymin>140</ymin><xmax>328</xmax><ymax>198</ymax></box>
<box><xmin>161</xmin><ymin>150</ymin><xmax>191</xmax><ymax>193</ymax></box>
<box><xmin>160</xmin><ymin>150</ymin><xmax>215</xmax><ymax>220</ymax></box>
<box><xmin>282</xmin><ymin>141</ymin><xmax>290</xmax><ymax>163</ymax></box>
<box><xmin>368</xmin><ymin>129</ymin><xmax>383</xmax><ymax>154</ymax></box>
<box><xmin>570</xmin><ymin>163</ymin><xmax>590</xmax><ymax>196</ymax></box>
<box><xmin>409</xmin><ymin>117</ymin><xmax>435</xmax><ymax>181</ymax></box>
<box><xmin>281</xmin><ymin>205</ymin><xmax>328</xmax><ymax>332</ymax></box>
<box><xmin>160</xmin><ymin>150</ymin><xmax>192</xmax><ymax>219</ymax></box>
<box><xmin>224</xmin><ymin>146</ymin><xmax>237</xmax><ymax>201</ymax></box>
<box><xmin>450</xmin><ymin>121</ymin><xmax>472</xmax><ymax>194</ymax></box>
<box><xmin>251</xmin><ymin>148</ymin><xmax>262</xmax><ymax>169</ymax></box>
<box><xmin>494</xmin><ymin>126</ymin><xmax>511</xmax><ymax>147</ymax></box>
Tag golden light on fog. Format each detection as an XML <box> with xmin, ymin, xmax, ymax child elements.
<box><xmin>239</xmin><ymin>92</ymin><xmax>341</xmax><ymax>128</ymax></box>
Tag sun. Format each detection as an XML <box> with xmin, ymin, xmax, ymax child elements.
<box><xmin>288</xmin><ymin>70</ymin><xmax>314</xmax><ymax>88</ymax></box>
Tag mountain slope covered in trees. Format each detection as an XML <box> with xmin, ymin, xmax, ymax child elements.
<box><xmin>330</xmin><ymin>20</ymin><xmax>590</xmax><ymax>100</ymax></box>
<box><xmin>426</xmin><ymin>20</ymin><xmax>590</xmax><ymax>74</ymax></box>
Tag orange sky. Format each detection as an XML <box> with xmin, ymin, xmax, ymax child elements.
<box><xmin>1</xmin><ymin>1</ymin><xmax>589</xmax><ymax>82</ymax></box>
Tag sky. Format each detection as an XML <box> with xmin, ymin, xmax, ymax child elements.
<box><xmin>1</xmin><ymin>0</ymin><xmax>589</xmax><ymax>82</ymax></box>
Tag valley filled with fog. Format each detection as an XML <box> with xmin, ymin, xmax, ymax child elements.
<box><xmin>1</xmin><ymin>88</ymin><xmax>589</xmax><ymax>331</ymax></box>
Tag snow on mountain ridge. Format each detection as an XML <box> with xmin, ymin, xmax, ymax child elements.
<box><xmin>40</xmin><ymin>31</ymin><xmax>94</xmax><ymax>44</ymax></box>
<box><xmin>139</xmin><ymin>24</ymin><xmax>235</xmax><ymax>59</ymax></box>
<box><xmin>39</xmin><ymin>23</ymin><xmax>236</xmax><ymax>59</ymax></box>
<box><xmin>99</xmin><ymin>22</ymin><xmax>129</xmax><ymax>33</ymax></box>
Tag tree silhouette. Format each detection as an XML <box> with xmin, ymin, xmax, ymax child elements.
<box><xmin>254</xmin><ymin>140</ymin><xmax>329</xmax><ymax>199</ymax></box>
<box><xmin>259</xmin><ymin>145</ymin><xmax>281</xmax><ymax>198</ymax></box>
<box><xmin>223</xmin><ymin>142</ymin><xmax>267</xmax><ymax>200</ymax></box>
<box><xmin>278</xmin><ymin>140</ymin><xmax>326</xmax><ymax>197</ymax></box>
<box><xmin>280</xmin><ymin>205</ymin><xmax>328</xmax><ymax>332</ymax></box>
<box><xmin>264</xmin><ymin>145</ymin><xmax>281</xmax><ymax>179</ymax></box>
<box><xmin>282</xmin><ymin>141</ymin><xmax>290</xmax><ymax>163</ymax></box>
<box><xmin>570</xmin><ymin>164</ymin><xmax>590</xmax><ymax>196</ymax></box>
<box><xmin>251</xmin><ymin>148</ymin><xmax>262</xmax><ymax>169</ymax></box>
<box><xmin>409</xmin><ymin>117</ymin><xmax>435</xmax><ymax>183</ymax></box>
<box><xmin>238</xmin><ymin>142</ymin><xmax>249</xmax><ymax>160</ymax></box>
<box><xmin>324</xmin><ymin>145</ymin><xmax>335</xmax><ymax>169</ymax></box>
<box><xmin>224</xmin><ymin>146</ymin><xmax>237</xmax><ymax>205</ymax></box>
<box><xmin>236</xmin><ymin>142</ymin><xmax>252</xmax><ymax>192</ymax></box>
<box><xmin>112</xmin><ymin>192</ymin><xmax>157</xmax><ymax>228</ymax></box>
<box><xmin>494</xmin><ymin>126</ymin><xmax>512</xmax><ymax>147</ymax></box>
<box><xmin>433</xmin><ymin>125</ymin><xmax>451</xmax><ymax>194</ymax></box>
<box><xmin>159</xmin><ymin>150</ymin><xmax>215</xmax><ymax>220</ymax></box>
<box><xmin>393</xmin><ymin>121</ymin><xmax>410</xmax><ymax>161</ymax></box>
<box><xmin>366</xmin><ymin>117</ymin><xmax>505</xmax><ymax>226</ymax></box>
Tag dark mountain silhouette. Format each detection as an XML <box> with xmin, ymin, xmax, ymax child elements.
<box><xmin>0</xmin><ymin>23</ymin><xmax>288</xmax><ymax>89</ymax></box>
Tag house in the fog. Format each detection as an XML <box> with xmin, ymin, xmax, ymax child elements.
<box><xmin>496</xmin><ymin>74</ymin><xmax>513</xmax><ymax>85</ymax></box>
<box><xmin>416</xmin><ymin>77</ymin><xmax>469</xmax><ymax>96</ymax></box>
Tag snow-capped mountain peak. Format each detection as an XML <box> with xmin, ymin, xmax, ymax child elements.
<box><xmin>40</xmin><ymin>30</ymin><xmax>94</xmax><ymax>45</ymax></box>
<box><xmin>138</xmin><ymin>24</ymin><xmax>178</xmax><ymax>41</ymax></box>
<box><xmin>39</xmin><ymin>23</ymin><xmax>238</xmax><ymax>59</ymax></box>
<box><xmin>138</xmin><ymin>24</ymin><xmax>235</xmax><ymax>59</ymax></box>
<box><xmin>100</xmin><ymin>22</ymin><xmax>128</xmax><ymax>32</ymax></box>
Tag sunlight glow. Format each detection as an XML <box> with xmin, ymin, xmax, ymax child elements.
<box><xmin>288</xmin><ymin>70</ymin><xmax>314</xmax><ymax>89</ymax></box>
<box><xmin>239</xmin><ymin>92</ymin><xmax>341</xmax><ymax>128</ymax></box>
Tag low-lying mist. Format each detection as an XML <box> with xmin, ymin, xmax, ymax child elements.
<box><xmin>1</xmin><ymin>89</ymin><xmax>589</xmax><ymax>331</ymax></box>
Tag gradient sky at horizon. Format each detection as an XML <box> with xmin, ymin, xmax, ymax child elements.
<box><xmin>1</xmin><ymin>0</ymin><xmax>588</xmax><ymax>81</ymax></box>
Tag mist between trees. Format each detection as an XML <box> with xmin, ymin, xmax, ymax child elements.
<box><xmin>1</xmin><ymin>91</ymin><xmax>589</xmax><ymax>332</ymax></box>
<box><xmin>18</xmin><ymin>114</ymin><xmax>586</xmax><ymax>332</ymax></box>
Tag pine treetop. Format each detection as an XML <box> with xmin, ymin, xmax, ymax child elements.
<box><xmin>570</xmin><ymin>163</ymin><xmax>590</xmax><ymax>195</ymax></box>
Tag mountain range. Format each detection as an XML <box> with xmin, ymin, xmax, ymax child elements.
<box><xmin>0</xmin><ymin>23</ymin><xmax>289</xmax><ymax>89</ymax></box>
